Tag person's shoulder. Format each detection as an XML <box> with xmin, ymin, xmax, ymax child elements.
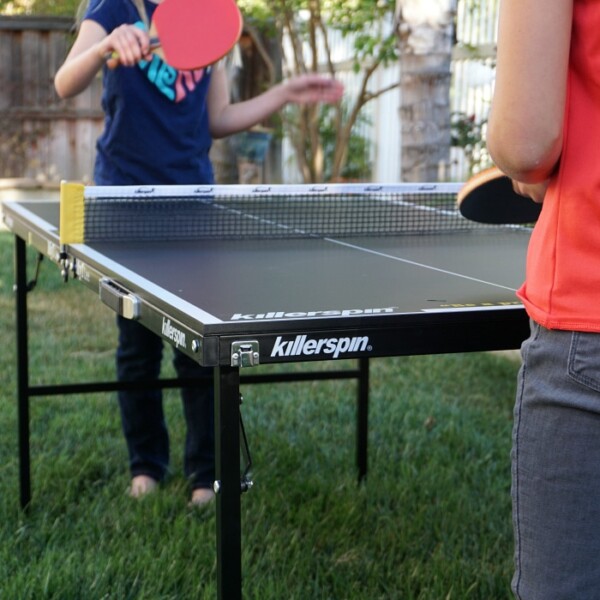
<box><xmin>84</xmin><ymin>0</ymin><xmax>139</xmax><ymax>32</ymax></box>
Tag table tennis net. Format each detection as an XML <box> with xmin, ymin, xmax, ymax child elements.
<box><xmin>60</xmin><ymin>181</ymin><xmax>519</xmax><ymax>245</ymax></box>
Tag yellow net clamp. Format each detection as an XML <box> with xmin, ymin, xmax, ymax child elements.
<box><xmin>59</xmin><ymin>180</ymin><xmax>86</xmax><ymax>245</ymax></box>
<box><xmin>59</xmin><ymin>180</ymin><xmax>86</xmax><ymax>281</ymax></box>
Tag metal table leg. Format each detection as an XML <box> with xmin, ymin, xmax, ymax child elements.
<box><xmin>15</xmin><ymin>236</ymin><xmax>31</xmax><ymax>509</ymax></box>
<box><xmin>214</xmin><ymin>365</ymin><xmax>242</xmax><ymax>600</ymax></box>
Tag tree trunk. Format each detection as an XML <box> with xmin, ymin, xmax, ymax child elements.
<box><xmin>396</xmin><ymin>0</ymin><xmax>456</xmax><ymax>182</ymax></box>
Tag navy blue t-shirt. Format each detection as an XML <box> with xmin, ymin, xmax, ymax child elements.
<box><xmin>85</xmin><ymin>0</ymin><xmax>215</xmax><ymax>185</ymax></box>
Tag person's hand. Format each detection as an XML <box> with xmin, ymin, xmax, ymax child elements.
<box><xmin>283</xmin><ymin>73</ymin><xmax>344</xmax><ymax>105</ymax></box>
<box><xmin>512</xmin><ymin>179</ymin><xmax>549</xmax><ymax>203</ymax></box>
<box><xmin>99</xmin><ymin>24</ymin><xmax>151</xmax><ymax>68</ymax></box>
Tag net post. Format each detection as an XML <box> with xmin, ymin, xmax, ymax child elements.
<box><xmin>59</xmin><ymin>181</ymin><xmax>85</xmax><ymax>245</ymax></box>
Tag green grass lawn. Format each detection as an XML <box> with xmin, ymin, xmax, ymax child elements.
<box><xmin>0</xmin><ymin>231</ymin><xmax>519</xmax><ymax>599</ymax></box>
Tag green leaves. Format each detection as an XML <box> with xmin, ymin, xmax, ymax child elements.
<box><xmin>238</xmin><ymin>0</ymin><xmax>399</xmax><ymax>182</ymax></box>
<box><xmin>0</xmin><ymin>0</ymin><xmax>80</xmax><ymax>16</ymax></box>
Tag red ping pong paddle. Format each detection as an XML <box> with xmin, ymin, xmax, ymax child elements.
<box><xmin>457</xmin><ymin>166</ymin><xmax>542</xmax><ymax>224</ymax></box>
<box><xmin>108</xmin><ymin>0</ymin><xmax>243</xmax><ymax>71</ymax></box>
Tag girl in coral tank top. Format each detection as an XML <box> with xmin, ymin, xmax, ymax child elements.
<box><xmin>488</xmin><ymin>0</ymin><xmax>600</xmax><ymax>597</ymax></box>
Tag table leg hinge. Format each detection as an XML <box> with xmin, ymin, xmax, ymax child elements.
<box><xmin>231</xmin><ymin>341</ymin><xmax>260</xmax><ymax>367</ymax></box>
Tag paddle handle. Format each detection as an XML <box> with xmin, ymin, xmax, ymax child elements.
<box><xmin>105</xmin><ymin>37</ymin><xmax>160</xmax><ymax>69</ymax></box>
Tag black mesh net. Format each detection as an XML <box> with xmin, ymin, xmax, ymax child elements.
<box><xmin>79</xmin><ymin>185</ymin><xmax>516</xmax><ymax>242</ymax></box>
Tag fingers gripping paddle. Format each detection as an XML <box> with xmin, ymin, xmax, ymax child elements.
<box><xmin>108</xmin><ymin>0</ymin><xmax>243</xmax><ymax>71</ymax></box>
<box><xmin>457</xmin><ymin>166</ymin><xmax>542</xmax><ymax>224</ymax></box>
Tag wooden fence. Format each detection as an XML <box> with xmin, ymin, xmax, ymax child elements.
<box><xmin>0</xmin><ymin>16</ymin><xmax>103</xmax><ymax>184</ymax></box>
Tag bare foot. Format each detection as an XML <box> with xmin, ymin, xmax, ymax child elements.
<box><xmin>129</xmin><ymin>475</ymin><xmax>158</xmax><ymax>498</ymax></box>
<box><xmin>189</xmin><ymin>487</ymin><xmax>215</xmax><ymax>508</ymax></box>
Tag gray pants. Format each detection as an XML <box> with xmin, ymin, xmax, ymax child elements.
<box><xmin>512</xmin><ymin>320</ymin><xmax>600</xmax><ymax>599</ymax></box>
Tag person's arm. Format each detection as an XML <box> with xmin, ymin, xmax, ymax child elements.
<box><xmin>207</xmin><ymin>66</ymin><xmax>344</xmax><ymax>139</ymax></box>
<box><xmin>55</xmin><ymin>21</ymin><xmax>152</xmax><ymax>99</ymax></box>
<box><xmin>487</xmin><ymin>0</ymin><xmax>573</xmax><ymax>183</ymax></box>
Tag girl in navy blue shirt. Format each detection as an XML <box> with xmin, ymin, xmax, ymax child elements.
<box><xmin>55</xmin><ymin>0</ymin><xmax>343</xmax><ymax>506</ymax></box>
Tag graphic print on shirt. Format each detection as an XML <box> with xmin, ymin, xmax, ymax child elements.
<box><xmin>134</xmin><ymin>22</ymin><xmax>208</xmax><ymax>103</ymax></box>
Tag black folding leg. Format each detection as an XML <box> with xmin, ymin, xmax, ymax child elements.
<box><xmin>214</xmin><ymin>365</ymin><xmax>242</xmax><ymax>600</ymax></box>
<box><xmin>356</xmin><ymin>358</ymin><xmax>370</xmax><ymax>481</ymax></box>
<box><xmin>14</xmin><ymin>236</ymin><xmax>31</xmax><ymax>509</ymax></box>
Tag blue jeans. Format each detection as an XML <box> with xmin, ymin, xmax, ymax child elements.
<box><xmin>512</xmin><ymin>320</ymin><xmax>600</xmax><ymax>599</ymax></box>
<box><xmin>116</xmin><ymin>316</ymin><xmax>214</xmax><ymax>490</ymax></box>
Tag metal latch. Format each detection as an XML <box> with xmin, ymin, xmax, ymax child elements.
<box><xmin>99</xmin><ymin>278</ymin><xmax>141</xmax><ymax>320</ymax></box>
<box><xmin>231</xmin><ymin>341</ymin><xmax>260</xmax><ymax>367</ymax></box>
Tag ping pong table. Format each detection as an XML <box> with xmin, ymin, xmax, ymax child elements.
<box><xmin>3</xmin><ymin>182</ymin><xmax>531</xmax><ymax>600</ymax></box>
